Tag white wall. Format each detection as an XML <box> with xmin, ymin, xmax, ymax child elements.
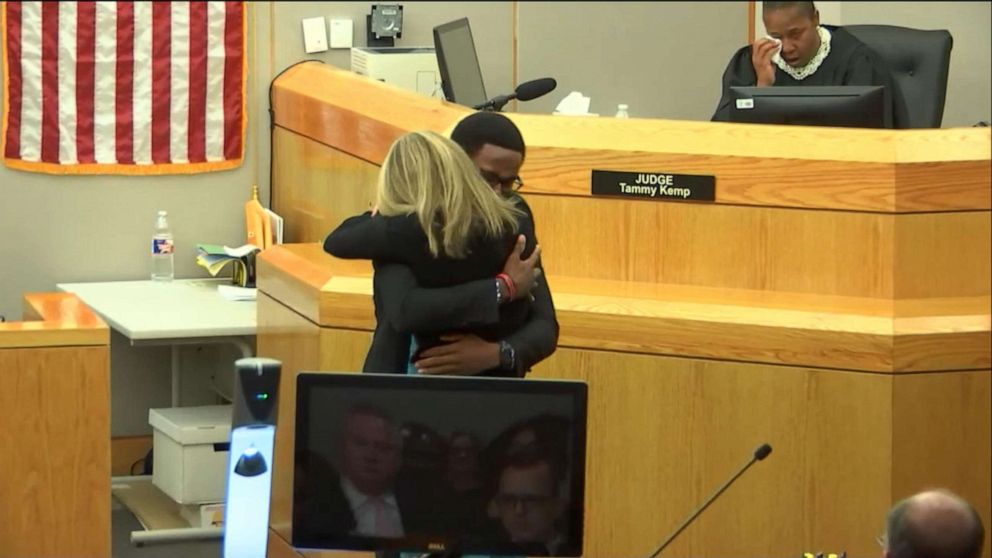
<box><xmin>516</xmin><ymin>2</ymin><xmax>747</xmax><ymax>120</ymax></box>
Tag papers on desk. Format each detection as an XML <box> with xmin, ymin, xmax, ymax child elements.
<box><xmin>264</xmin><ymin>208</ymin><xmax>284</xmax><ymax>245</ymax></box>
<box><xmin>196</xmin><ymin>244</ymin><xmax>259</xmax><ymax>276</ymax></box>
<box><xmin>217</xmin><ymin>284</ymin><xmax>257</xmax><ymax>301</ymax></box>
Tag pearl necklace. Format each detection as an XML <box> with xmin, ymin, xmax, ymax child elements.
<box><xmin>772</xmin><ymin>26</ymin><xmax>832</xmax><ymax>81</ymax></box>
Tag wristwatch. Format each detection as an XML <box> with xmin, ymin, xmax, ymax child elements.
<box><xmin>498</xmin><ymin>340</ymin><xmax>517</xmax><ymax>372</ymax></box>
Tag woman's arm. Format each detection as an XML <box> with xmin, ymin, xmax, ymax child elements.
<box><xmin>322</xmin><ymin>212</ymin><xmax>400</xmax><ymax>260</ymax></box>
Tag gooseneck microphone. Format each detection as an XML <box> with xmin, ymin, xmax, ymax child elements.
<box><xmin>473</xmin><ymin>77</ymin><xmax>557</xmax><ymax>111</ymax></box>
<box><xmin>646</xmin><ymin>443</ymin><xmax>773</xmax><ymax>558</ymax></box>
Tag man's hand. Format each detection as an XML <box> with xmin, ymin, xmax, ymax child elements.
<box><xmin>414</xmin><ymin>334</ymin><xmax>499</xmax><ymax>375</ymax></box>
<box><xmin>502</xmin><ymin>235</ymin><xmax>542</xmax><ymax>300</ymax></box>
<box><xmin>751</xmin><ymin>37</ymin><xmax>780</xmax><ymax>87</ymax></box>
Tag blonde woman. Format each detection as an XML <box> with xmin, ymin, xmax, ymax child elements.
<box><xmin>324</xmin><ymin>131</ymin><xmax>540</xmax><ymax>377</ymax></box>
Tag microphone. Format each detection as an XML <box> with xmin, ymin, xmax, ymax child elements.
<box><xmin>473</xmin><ymin>77</ymin><xmax>557</xmax><ymax>111</ymax></box>
<box><xmin>645</xmin><ymin>443</ymin><xmax>773</xmax><ymax>558</ymax></box>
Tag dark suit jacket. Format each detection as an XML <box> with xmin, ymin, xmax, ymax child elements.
<box><xmin>324</xmin><ymin>197</ymin><xmax>558</xmax><ymax>377</ymax></box>
<box><xmin>293</xmin><ymin>453</ymin><xmax>439</xmax><ymax>551</ymax></box>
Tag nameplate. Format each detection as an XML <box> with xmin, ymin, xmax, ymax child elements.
<box><xmin>591</xmin><ymin>170</ymin><xmax>716</xmax><ymax>202</ymax></box>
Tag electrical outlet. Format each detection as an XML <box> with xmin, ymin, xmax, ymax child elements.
<box><xmin>330</xmin><ymin>19</ymin><xmax>354</xmax><ymax>49</ymax></box>
<box><xmin>301</xmin><ymin>17</ymin><xmax>328</xmax><ymax>53</ymax></box>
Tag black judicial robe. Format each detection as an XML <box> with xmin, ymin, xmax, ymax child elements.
<box><xmin>711</xmin><ymin>26</ymin><xmax>894</xmax><ymax>126</ymax></box>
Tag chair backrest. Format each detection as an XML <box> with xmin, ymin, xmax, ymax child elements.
<box><xmin>844</xmin><ymin>24</ymin><xmax>953</xmax><ymax>129</ymax></box>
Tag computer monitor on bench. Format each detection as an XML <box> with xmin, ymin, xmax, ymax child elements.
<box><xmin>292</xmin><ymin>372</ymin><xmax>588</xmax><ymax>557</ymax></box>
<box><xmin>433</xmin><ymin>17</ymin><xmax>488</xmax><ymax>109</ymax></box>
<box><xmin>729</xmin><ymin>85</ymin><xmax>887</xmax><ymax>128</ymax></box>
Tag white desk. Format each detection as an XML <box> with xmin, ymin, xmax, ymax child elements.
<box><xmin>58</xmin><ymin>278</ymin><xmax>256</xmax><ymax>406</ymax></box>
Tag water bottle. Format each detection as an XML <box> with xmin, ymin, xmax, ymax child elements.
<box><xmin>151</xmin><ymin>210</ymin><xmax>175</xmax><ymax>282</ymax></box>
<box><xmin>615</xmin><ymin>104</ymin><xmax>630</xmax><ymax>118</ymax></box>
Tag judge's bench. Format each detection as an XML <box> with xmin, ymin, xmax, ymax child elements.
<box><xmin>259</xmin><ymin>62</ymin><xmax>990</xmax><ymax>558</ymax></box>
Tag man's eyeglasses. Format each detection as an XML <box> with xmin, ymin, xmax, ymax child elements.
<box><xmin>480</xmin><ymin>170</ymin><xmax>524</xmax><ymax>193</ymax></box>
<box><xmin>876</xmin><ymin>533</ymin><xmax>887</xmax><ymax>549</ymax></box>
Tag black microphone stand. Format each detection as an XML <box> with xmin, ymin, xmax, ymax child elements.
<box><xmin>473</xmin><ymin>96</ymin><xmax>513</xmax><ymax>112</ymax></box>
<box><xmin>646</xmin><ymin>444</ymin><xmax>772</xmax><ymax>558</ymax></box>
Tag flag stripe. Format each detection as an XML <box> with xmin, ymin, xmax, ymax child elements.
<box><xmin>4</xmin><ymin>1</ymin><xmax>22</xmax><ymax>159</ymax></box>
<box><xmin>40</xmin><ymin>1</ymin><xmax>59</xmax><ymax>163</ymax></box>
<box><xmin>204</xmin><ymin>1</ymin><xmax>225</xmax><ymax>161</ymax></box>
<box><xmin>115</xmin><ymin>1</ymin><xmax>134</xmax><ymax>163</ymax></box>
<box><xmin>150</xmin><ymin>2</ymin><xmax>171</xmax><ymax>164</ymax></box>
<box><xmin>187</xmin><ymin>1</ymin><xmax>207</xmax><ymax>163</ymax></box>
<box><xmin>75</xmin><ymin>1</ymin><xmax>96</xmax><ymax>163</ymax></box>
<box><xmin>132</xmin><ymin>1</ymin><xmax>152</xmax><ymax>164</ymax></box>
<box><xmin>92</xmin><ymin>1</ymin><xmax>116</xmax><ymax>164</ymax></box>
<box><xmin>222</xmin><ymin>1</ymin><xmax>243</xmax><ymax>160</ymax></box>
<box><xmin>19</xmin><ymin>2</ymin><xmax>42</xmax><ymax>162</ymax></box>
<box><xmin>3</xmin><ymin>1</ymin><xmax>245</xmax><ymax>172</ymax></box>
<box><xmin>169</xmin><ymin>2</ymin><xmax>189</xmax><ymax>163</ymax></box>
<box><xmin>57</xmin><ymin>2</ymin><xmax>78</xmax><ymax>164</ymax></box>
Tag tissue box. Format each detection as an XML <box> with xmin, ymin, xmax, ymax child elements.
<box><xmin>149</xmin><ymin>405</ymin><xmax>232</xmax><ymax>505</ymax></box>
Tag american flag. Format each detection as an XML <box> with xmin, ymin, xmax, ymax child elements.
<box><xmin>2</xmin><ymin>1</ymin><xmax>245</xmax><ymax>175</ymax></box>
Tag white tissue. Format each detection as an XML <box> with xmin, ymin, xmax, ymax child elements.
<box><xmin>553</xmin><ymin>91</ymin><xmax>593</xmax><ymax>115</ymax></box>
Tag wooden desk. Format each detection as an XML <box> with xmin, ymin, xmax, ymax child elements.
<box><xmin>260</xmin><ymin>64</ymin><xmax>991</xmax><ymax>557</ymax></box>
<box><xmin>0</xmin><ymin>293</ymin><xmax>110</xmax><ymax>558</ymax></box>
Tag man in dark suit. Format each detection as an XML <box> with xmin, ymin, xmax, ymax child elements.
<box><xmin>484</xmin><ymin>448</ymin><xmax>574</xmax><ymax>557</ymax></box>
<box><xmin>360</xmin><ymin>111</ymin><xmax>559</xmax><ymax>378</ymax></box>
<box><xmin>294</xmin><ymin>405</ymin><xmax>436</xmax><ymax>550</ymax></box>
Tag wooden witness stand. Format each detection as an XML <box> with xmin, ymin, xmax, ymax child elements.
<box><xmin>0</xmin><ymin>293</ymin><xmax>111</xmax><ymax>557</ymax></box>
<box><xmin>260</xmin><ymin>63</ymin><xmax>990</xmax><ymax>558</ymax></box>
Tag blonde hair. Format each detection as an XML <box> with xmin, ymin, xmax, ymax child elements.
<box><xmin>375</xmin><ymin>130</ymin><xmax>521</xmax><ymax>258</ymax></box>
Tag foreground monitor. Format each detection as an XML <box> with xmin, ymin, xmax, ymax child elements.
<box><xmin>293</xmin><ymin>372</ymin><xmax>588</xmax><ymax>557</ymax></box>
<box><xmin>433</xmin><ymin>18</ymin><xmax>488</xmax><ymax>108</ymax></box>
<box><xmin>729</xmin><ymin>85</ymin><xmax>887</xmax><ymax>128</ymax></box>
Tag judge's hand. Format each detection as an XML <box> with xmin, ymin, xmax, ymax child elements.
<box><xmin>751</xmin><ymin>38</ymin><xmax>779</xmax><ymax>87</ymax></box>
<box><xmin>414</xmin><ymin>334</ymin><xmax>499</xmax><ymax>375</ymax></box>
<box><xmin>502</xmin><ymin>235</ymin><xmax>542</xmax><ymax>300</ymax></box>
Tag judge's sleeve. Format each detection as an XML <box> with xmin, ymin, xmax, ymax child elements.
<box><xmin>712</xmin><ymin>46</ymin><xmax>758</xmax><ymax>122</ymax></box>
<box><xmin>374</xmin><ymin>262</ymin><xmax>500</xmax><ymax>333</ymax></box>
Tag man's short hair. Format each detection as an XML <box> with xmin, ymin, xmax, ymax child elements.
<box><xmin>885</xmin><ymin>490</ymin><xmax>985</xmax><ymax>558</ymax></box>
<box><xmin>497</xmin><ymin>445</ymin><xmax>566</xmax><ymax>495</ymax></box>
<box><xmin>345</xmin><ymin>402</ymin><xmax>396</xmax><ymax>425</ymax></box>
<box><xmin>762</xmin><ymin>1</ymin><xmax>816</xmax><ymax>17</ymax></box>
<box><xmin>450</xmin><ymin>111</ymin><xmax>526</xmax><ymax>160</ymax></box>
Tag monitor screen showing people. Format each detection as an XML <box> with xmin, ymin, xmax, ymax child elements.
<box><xmin>292</xmin><ymin>372</ymin><xmax>587</xmax><ymax>557</ymax></box>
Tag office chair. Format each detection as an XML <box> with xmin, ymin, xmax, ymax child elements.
<box><xmin>844</xmin><ymin>25</ymin><xmax>953</xmax><ymax>129</ymax></box>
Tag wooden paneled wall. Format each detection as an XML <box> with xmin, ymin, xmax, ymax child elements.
<box><xmin>263</xmin><ymin>64</ymin><xmax>991</xmax><ymax>557</ymax></box>
<box><xmin>0</xmin><ymin>294</ymin><xmax>110</xmax><ymax>558</ymax></box>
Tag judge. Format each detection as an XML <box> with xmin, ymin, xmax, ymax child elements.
<box><xmin>712</xmin><ymin>1</ymin><xmax>894</xmax><ymax>125</ymax></box>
